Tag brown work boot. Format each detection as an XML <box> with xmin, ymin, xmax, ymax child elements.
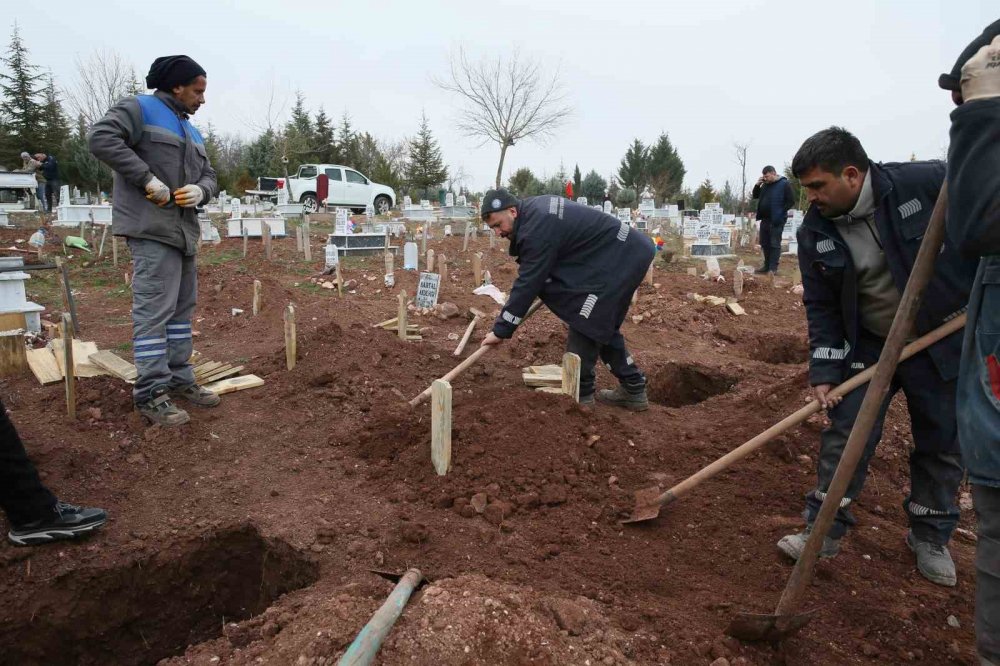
<box><xmin>137</xmin><ymin>387</ymin><xmax>190</xmax><ymax>427</ymax></box>
<box><xmin>596</xmin><ymin>385</ymin><xmax>648</xmax><ymax>412</ymax></box>
<box><xmin>170</xmin><ymin>383</ymin><xmax>221</xmax><ymax>408</ymax></box>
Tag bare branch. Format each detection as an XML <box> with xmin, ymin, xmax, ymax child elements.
<box><xmin>65</xmin><ymin>48</ymin><xmax>142</xmax><ymax>129</ymax></box>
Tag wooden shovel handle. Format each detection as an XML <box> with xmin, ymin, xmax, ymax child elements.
<box><xmin>655</xmin><ymin>310</ymin><xmax>966</xmax><ymax>508</ymax></box>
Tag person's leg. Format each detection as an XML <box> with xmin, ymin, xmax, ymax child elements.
<box><xmin>758</xmin><ymin>221</ymin><xmax>771</xmax><ymax>272</ymax></box>
<box><xmin>896</xmin><ymin>354</ymin><xmax>962</xmax><ymax>546</ymax></box>
<box><xmin>768</xmin><ymin>221</ymin><xmax>784</xmax><ymax>272</ymax></box>
<box><xmin>599</xmin><ymin>330</ymin><xmax>646</xmax><ymax>393</ymax></box>
<box><xmin>973</xmin><ymin>484</ymin><xmax>1000</xmax><ymax>665</ymax></box>
<box><xmin>166</xmin><ymin>252</ymin><xmax>197</xmax><ymax>390</ymax></box>
<box><xmin>565</xmin><ymin>328</ymin><xmax>601</xmax><ymax>401</ymax></box>
<box><xmin>128</xmin><ymin>238</ymin><xmax>190</xmax><ymax>425</ymax></box>
<box><xmin>0</xmin><ymin>398</ymin><xmax>56</xmax><ymax>526</ymax></box>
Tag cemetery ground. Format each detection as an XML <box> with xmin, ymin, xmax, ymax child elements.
<box><xmin>0</xmin><ymin>219</ymin><xmax>981</xmax><ymax>666</ymax></box>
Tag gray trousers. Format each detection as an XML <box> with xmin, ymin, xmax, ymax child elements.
<box><xmin>974</xmin><ymin>484</ymin><xmax>1000</xmax><ymax>665</ymax></box>
<box><xmin>804</xmin><ymin>333</ymin><xmax>963</xmax><ymax>544</ymax></box>
<box><xmin>127</xmin><ymin>238</ymin><xmax>197</xmax><ymax>403</ymax></box>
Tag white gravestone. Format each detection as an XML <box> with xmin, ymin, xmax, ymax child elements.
<box><xmin>577</xmin><ymin>197</ymin><xmax>588</xmax><ymax>206</ymax></box>
<box><xmin>415</xmin><ymin>272</ymin><xmax>441</xmax><ymax>309</ymax></box>
<box><xmin>277</xmin><ymin>186</ymin><xmax>289</xmax><ymax>205</ymax></box>
<box><xmin>335</xmin><ymin>208</ymin><xmax>350</xmax><ymax>235</ymax></box>
<box><xmin>403</xmin><ymin>196</ymin><xmax>412</xmax><ymax>208</ymax></box>
<box><xmin>325</xmin><ymin>242</ymin><xmax>339</xmax><ymax>269</ymax></box>
<box><xmin>616</xmin><ymin>208</ymin><xmax>632</xmax><ymax>223</ymax></box>
<box><xmin>444</xmin><ymin>225</ymin><xmax>452</xmax><ymax>236</ymax></box>
<box><xmin>230</xmin><ymin>200</ymin><xmax>242</xmax><ymax>219</ymax></box>
<box><xmin>603</xmin><ymin>200</ymin><xmax>614</xmax><ymax>214</ymax></box>
<box><xmin>403</xmin><ymin>242</ymin><xmax>418</xmax><ymax>270</ymax></box>
<box><xmin>456</xmin><ymin>195</ymin><xmax>467</xmax><ymax>206</ymax></box>
<box><xmin>445</xmin><ymin>192</ymin><xmax>455</xmax><ymax>207</ymax></box>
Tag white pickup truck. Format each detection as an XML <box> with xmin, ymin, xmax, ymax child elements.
<box><xmin>258</xmin><ymin>164</ymin><xmax>396</xmax><ymax>214</ymax></box>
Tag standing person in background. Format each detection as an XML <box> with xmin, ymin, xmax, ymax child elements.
<box><xmin>39</xmin><ymin>152</ymin><xmax>60</xmax><ymax>212</ymax></box>
<box><xmin>751</xmin><ymin>165</ymin><xmax>795</xmax><ymax>274</ymax></box>
<box><xmin>19</xmin><ymin>152</ymin><xmax>43</xmax><ymax>211</ymax></box>
<box><xmin>88</xmin><ymin>55</ymin><xmax>219</xmax><ymax>427</ymax></box>
<box><xmin>939</xmin><ymin>20</ymin><xmax>1000</xmax><ymax>665</ymax></box>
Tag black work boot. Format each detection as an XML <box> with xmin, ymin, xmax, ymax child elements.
<box><xmin>170</xmin><ymin>383</ymin><xmax>221</xmax><ymax>408</ymax></box>
<box><xmin>8</xmin><ymin>501</ymin><xmax>107</xmax><ymax>546</ymax></box>
<box><xmin>137</xmin><ymin>385</ymin><xmax>190</xmax><ymax>426</ymax></box>
<box><xmin>596</xmin><ymin>385</ymin><xmax>648</xmax><ymax>412</ymax></box>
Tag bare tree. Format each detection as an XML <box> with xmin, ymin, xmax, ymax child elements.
<box><xmin>733</xmin><ymin>141</ymin><xmax>750</xmax><ymax>216</ymax></box>
<box><xmin>65</xmin><ymin>49</ymin><xmax>142</xmax><ymax>129</ymax></box>
<box><xmin>434</xmin><ymin>48</ymin><xmax>572</xmax><ymax>188</ymax></box>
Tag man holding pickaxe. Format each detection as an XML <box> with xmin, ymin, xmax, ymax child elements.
<box><xmin>941</xmin><ymin>19</ymin><xmax>1000</xmax><ymax>664</ymax></box>
<box><xmin>479</xmin><ymin>188</ymin><xmax>655</xmax><ymax>410</ymax></box>
<box><xmin>777</xmin><ymin>127</ymin><xmax>977</xmax><ymax>587</ymax></box>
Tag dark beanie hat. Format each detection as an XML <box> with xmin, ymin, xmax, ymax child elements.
<box><xmin>480</xmin><ymin>188</ymin><xmax>519</xmax><ymax>219</ymax></box>
<box><xmin>146</xmin><ymin>55</ymin><xmax>206</xmax><ymax>91</ymax></box>
<box><xmin>939</xmin><ymin>19</ymin><xmax>1000</xmax><ymax>91</ymax></box>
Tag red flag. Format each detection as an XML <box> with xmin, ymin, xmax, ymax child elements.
<box><xmin>565</xmin><ymin>181</ymin><xmax>574</xmax><ymax>198</ymax></box>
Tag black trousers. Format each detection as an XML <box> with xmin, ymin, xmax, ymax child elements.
<box><xmin>44</xmin><ymin>179</ymin><xmax>60</xmax><ymax>212</ymax></box>
<box><xmin>0</xmin><ymin>398</ymin><xmax>56</xmax><ymax>526</ymax></box>
<box><xmin>759</xmin><ymin>219</ymin><xmax>784</xmax><ymax>272</ymax></box>
<box><xmin>974</xmin><ymin>484</ymin><xmax>1000</xmax><ymax>664</ymax></box>
<box><xmin>566</xmin><ymin>328</ymin><xmax>645</xmax><ymax>398</ymax></box>
<box><xmin>804</xmin><ymin>333</ymin><xmax>963</xmax><ymax>544</ymax></box>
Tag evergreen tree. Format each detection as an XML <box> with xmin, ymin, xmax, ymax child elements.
<box><xmin>579</xmin><ymin>170</ymin><xmax>607</xmax><ymax>202</ymax></box>
<box><xmin>783</xmin><ymin>164</ymin><xmax>806</xmax><ymax>210</ymax></box>
<box><xmin>0</xmin><ymin>23</ymin><xmax>44</xmax><ymax>165</ymax></box>
<box><xmin>507</xmin><ymin>167</ymin><xmax>543</xmax><ymax>197</ymax></box>
<box><xmin>616</xmin><ymin>188</ymin><xmax>637</xmax><ymax>208</ymax></box>
<box><xmin>617</xmin><ymin>139</ymin><xmax>648</xmax><ymax>194</ymax></box>
<box><xmin>572</xmin><ymin>164</ymin><xmax>582</xmax><ymax>199</ymax></box>
<box><xmin>719</xmin><ymin>180</ymin><xmax>737</xmax><ymax>212</ymax></box>
<box><xmin>692</xmin><ymin>178</ymin><xmax>717</xmax><ymax>209</ymax></box>
<box><xmin>61</xmin><ymin>115</ymin><xmax>111</xmax><ymax>193</ymax></box>
<box><xmin>39</xmin><ymin>72</ymin><xmax>69</xmax><ymax>158</ymax></box>
<box><xmin>335</xmin><ymin>111</ymin><xmax>357</xmax><ymax>165</ymax></box>
<box><xmin>244</xmin><ymin>129</ymin><xmax>278</xmax><ymax>178</ymax></box>
<box><xmin>313</xmin><ymin>107</ymin><xmax>335</xmax><ymax>163</ymax></box>
<box><xmin>543</xmin><ymin>174</ymin><xmax>566</xmax><ymax>197</ymax></box>
<box><xmin>647</xmin><ymin>133</ymin><xmax>685</xmax><ymax>203</ymax></box>
<box><xmin>405</xmin><ymin>111</ymin><xmax>447</xmax><ymax>198</ymax></box>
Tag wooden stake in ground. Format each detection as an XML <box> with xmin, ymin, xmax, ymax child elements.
<box><xmin>242</xmin><ymin>227</ymin><xmax>248</xmax><ymax>257</ymax></box>
<box><xmin>462</xmin><ymin>221</ymin><xmax>470</xmax><ymax>252</ymax></box>
<box><xmin>397</xmin><ymin>290</ymin><xmax>408</xmax><ymax>340</ymax></box>
<box><xmin>335</xmin><ymin>262</ymin><xmax>344</xmax><ymax>296</ymax></box>
<box><xmin>112</xmin><ymin>235</ymin><xmax>118</xmax><ymax>267</ymax></box>
<box><xmin>562</xmin><ymin>352</ymin><xmax>581</xmax><ymax>403</ymax></box>
<box><xmin>262</xmin><ymin>222</ymin><xmax>273</xmax><ymax>260</ymax></box>
<box><xmin>61</xmin><ymin>313</ymin><xmax>75</xmax><ymax>418</ymax></box>
<box><xmin>421</xmin><ymin>224</ymin><xmax>427</xmax><ymax>255</ymax></box>
<box><xmin>385</xmin><ymin>251</ymin><xmax>394</xmax><ymax>278</ymax></box>
<box><xmin>55</xmin><ymin>257</ymin><xmax>79</xmax><ymax>335</ymax></box>
<box><xmin>252</xmin><ymin>279</ymin><xmax>262</xmax><ymax>315</ymax></box>
<box><xmin>284</xmin><ymin>304</ymin><xmax>296</xmax><ymax>370</ymax></box>
<box><xmin>734</xmin><ymin>262</ymin><xmax>744</xmax><ymax>298</ymax></box>
<box><xmin>472</xmin><ymin>252</ymin><xmax>482</xmax><ymax>286</ymax></box>
<box><xmin>645</xmin><ymin>264</ymin><xmax>654</xmax><ymax>285</ymax></box>
<box><xmin>426</xmin><ymin>248</ymin><xmax>434</xmax><ymax>272</ymax></box>
<box><xmin>438</xmin><ymin>253</ymin><xmax>447</xmax><ymax>283</ymax></box>
<box><xmin>303</xmin><ymin>217</ymin><xmax>312</xmax><ymax>261</ymax></box>
<box><xmin>296</xmin><ymin>225</ymin><xmax>303</xmax><ymax>252</ymax></box>
<box><xmin>98</xmin><ymin>224</ymin><xmax>108</xmax><ymax>258</ymax></box>
<box><xmin>430</xmin><ymin>379</ymin><xmax>452</xmax><ymax>475</ymax></box>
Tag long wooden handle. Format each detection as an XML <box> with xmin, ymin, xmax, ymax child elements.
<box><xmin>655</xmin><ymin>311</ymin><xmax>966</xmax><ymax>508</ymax></box>
<box><xmin>409</xmin><ymin>299</ymin><xmax>546</xmax><ymax>407</ymax></box>
<box><xmin>453</xmin><ymin>316</ymin><xmax>481</xmax><ymax>356</ymax></box>
<box><xmin>776</xmin><ymin>183</ymin><xmax>950</xmax><ymax>620</ymax></box>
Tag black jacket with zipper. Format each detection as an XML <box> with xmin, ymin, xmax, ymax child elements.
<box><xmin>796</xmin><ymin>160</ymin><xmax>976</xmax><ymax>387</ymax></box>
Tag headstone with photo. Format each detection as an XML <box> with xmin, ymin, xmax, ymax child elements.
<box><xmin>415</xmin><ymin>272</ymin><xmax>441</xmax><ymax>309</ymax></box>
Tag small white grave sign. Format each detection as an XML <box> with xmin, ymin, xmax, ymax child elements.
<box><xmin>577</xmin><ymin>197</ymin><xmax>588</xmax><ymax>206</ymax></box>
<box><xmin>445</xmin><ymin>192</ymin><xmax>455</xmax><ymax>207</ymax></box>
<box><xmin>415</xmin><ymin>272</ymin><xmax>441</xmax><ymax>308</ymax></box>
<box><xmin>616</xmin><ymin>208</ymin><xmax>632</xmax><ymax>223</ymax></box>
<box><xmin>403</xmin><ymin>242</ymin><xmax>418</xmax><ymax>270</ymax></box>
<box><xmin>444</xmin><ymin>224</ymin><xmax>452</xmax><ymax>236</ymax></box>
<box><xmin>603</xmin><ymin>200</ymin><xmax>614</xmax><ymax>214</ymax></box>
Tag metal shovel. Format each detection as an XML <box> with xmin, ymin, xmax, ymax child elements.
<box><xmin>727</xmin><ymin>184</ymin><xmax>950</xmax><ymax>642</ymax></box>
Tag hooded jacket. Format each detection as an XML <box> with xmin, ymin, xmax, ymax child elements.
<box><xmin>753</xmin><ymin>176</ymin><xmax>795</xmax><ymax>224</ymax></box>
<box><xmin>88</xmin><ymin>91</ymin><xmax>216</xmax><ymax>256</ymax></box>
<box><xmin>492</xmin><ymin>196</ymin><xmax>655</xmax><ymax>344</ymax></box>
<box><xmin>796</xmin><ymin>160</ymin><xmax>976</xmax><ymax>387</ymax></box>
<box><xmin>947</xmin><ymin>96</ymin><xmax>1000</xmax><ymax>487</ymax></box>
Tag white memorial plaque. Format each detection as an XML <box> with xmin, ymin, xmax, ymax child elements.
<box><xmin>403</xmin><ymin>242</ymin><xmax>418</xmax><ymax>270</ymax></box>
<box><xmin>603</xmin><ymin>200</ymin><xmax>614</xmax><ymax>214</ymax></box>
<box><xmin>403</xmin><ymin>196</ymin><xmax>412</xmax><ymax>208</ymax></box>
<box><xmin>616</xmin><ymin>208</ymin><xmax>632</xmax><ymax>223</ymax></box>
<box><xmin>335</xmin><ymin>208</ymin><xmax>350</xmax><ymax>235</ymax></box>
<box><xmin>415</xmin><ymin>272</ymin><xmax>441</xmax><ymax>308</ymax></box>
<box><xmin>445</xmin><ymin>192</ymin><xmax>454</xmax><ymax>207</ymax></box>
<box><xmin>577</xmin><ymin>197</ymin><xmax>588</xmax><ymax>206</ymax></box>
<box><xmin>444</xmin><ymin>224</ymin><xmax>452</xmax><ymax>236</ymax></box>
<box><xmin>230</xmin><ymin>200</ymin><xmax>242</xmax><ymax>219</ymax></box>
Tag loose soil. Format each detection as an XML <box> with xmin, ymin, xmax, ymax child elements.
<box><xmin>0</xmin><ymin>222</ymin><xmax>979</xmax><ymax>665</ymax></box>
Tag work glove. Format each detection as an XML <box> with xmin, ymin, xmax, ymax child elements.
<box><xmin>961</xmin><ymin>35</ymin><xmax>1000</xmax><ymax>102</ymax></box>
<box><xmin>145</xmin><ymin>176</ymin><xmax>170</xmax><ymax>206</ymax></box>
<box><xmin>173</xmin><ymin>184</ymin><xmax>204</xmax><ymax>208</ymax></box>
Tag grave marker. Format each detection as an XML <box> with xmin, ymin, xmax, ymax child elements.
<box><xmin>252</xmin><ymin>279</ymin><xmax>262</xmax><ymax>315</ymax></box>
<box><xmin>472</xmin><ymin>252</ymin><xmax>482</xmax><ymax>286</ymax></box>
<box><xmin>426</xmin><ymin>249</ymin><xmax>435</xmax><ymax>272</ymax></box>
<box><xmin>438</xmin><ymin>254</ymin><xmax>448</xmax><ymax>283</ymax></box>
<box><xmin>303</xmin><ymin>217</ymin><xmax>312</xmax><ymax>261</ymax></box>
<box><xmin>403</xmin><ymin>242</ymin><xmax>418</xmax><ymax>270</ymax></box>
<box><xmin>415</xmin><ymin>272</ymin><xmax>441</xmax><ymax>309</ymax></box>
<box><xmin>284</xmin><ymin>304</ymin><xmax>296</xmax><ymax>370</ymax></box>
<box><xmin>262</xmin><ymin>220</ymin><xmax>272</xmax><ymax>260</ymax></box>
<box><xmin>431</xmin><ymin>379</ymin><xmax>452</xmax><ymax>475</ymax></box>
<box><xmin>397</xmin><ymin>290</ymin><xmax>408</xmax><ymax>340</ymax></box>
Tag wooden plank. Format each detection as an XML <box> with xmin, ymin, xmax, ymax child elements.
<box><xmin>472</xmin><ymin>252</ymin><xmax>482</xmax><ymax>286</ymax></box>
<box><xmin>431</xmin><ymin>379</ymin><xmax>452</xmax><ymax>476</ymax></box>
<box><xmin>262</xmin><ymin>220</ymin><xmax>272</xmax><ymax>260</ymax></box>
<box><xmin>525</xmin><ymin>364</ymin><xmax>562</xmax><ymax>375</ymax></box>
<box><xmin>562</xmin><ymin>352</ymin><xmax>581</xmax><ymax>403</ymax></box>
<box><xmin>51</xmin><ymin>340</ymin><xmax>107</xmax><ymax>377</ymax></box>
<box><xmin>27</xmin><ymin>347</ymin><xmax>62</xmax><ymax>384</ymax></box>
<box><xmin>0</xmin><ymin>312</ymin><xmax>27</xmax><ymax>331</ymax></box>
<box><xmin>61</xmin><ymin>314</ymin><xmax>75</xmax><ymax>418</ymax></box>
<box><xmin>372</xmin><ymin>316</ymin><xmax>398</xmax><ymax>329</ymax></box>
<box><xmin>198</xmin><ymin>365</ymin><xmax>243</xmax><ymax>384</ymax></box>
<box><xmin>203</xmin><ymin>374</ymin><xmax>264</xmax><ymax>396</ymax></box>
<box><xmin>303</xmin><ymin>218</ymin><xmax>312</xmax><ymax>261</ymax></box>
<box><xmin>535</xmin><ymin>386</ymin><xmax>565</xmax><ymax>394</ymax></box>
<box><xmin>439</xmin><ymin>253</ymin><xmax>448</xmax><ymax>283</ymax></box>
<box><xmin>88</xmin><ymin>350</ymin><xmax>138</xmax><ymax>381</ymax></box>
<box><xmin>252</xmin><ymin>279</ymin><xmax>262</xmax><ymax>315</ymax></box>
<box><xmin>284</xmin><ymin>304</ymin><xmax>296</xmax><ymax>370</ymax></box>
<box><xmin>193</xmin><ymin>361</ymin><xmax>223</xmax><ymax>378</ymax></box>
<box><xmin>196</xmin><ymin>363</ymin><xmax>232</xmax><ymax>380</ymax></box>
<box><xmin>727</xmin><ymin>302</ymin><xmax>747</xmax><ymax>316</ymax></box>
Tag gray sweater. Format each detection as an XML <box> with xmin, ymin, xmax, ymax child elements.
<box><xmin>833</xmin><ymin>171</ymin><xmax>900</xmax><ymax>338</ymax></box>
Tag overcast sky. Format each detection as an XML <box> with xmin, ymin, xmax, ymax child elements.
<box><xmin>6</xmin><ymin>1</ymin><xmax>996</xmax><ymax>195</ymax></box>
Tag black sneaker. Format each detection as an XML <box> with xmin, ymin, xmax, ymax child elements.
<box><xmin>596</xmin><ymin>386</ymin><xmax>649</xmax><ymax>412</ymax></box>
<box><xmin>137</xmin><ymin>386</ymin><xmax>190</xmax><ymax>426</ymax></box>
<box><xmin>170</xmin><ymin>383</ymin><xmax>221</xmax><ymax>408</ymax></box>
<box><xmin>8</xmin><ymin>501</ymin><xmax>107</xmax><ymax>546</ymax></box>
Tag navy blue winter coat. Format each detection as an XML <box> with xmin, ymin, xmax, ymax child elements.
<box><xmin>753</xmin><ymin>177</ymin><xmax>795</xmax><ymax>224</ymax></box>
<box><xmin>795</xmin><ymin>160</ymin><xmax>976</xmax><ymax>387</ymax></box>
<box><xmin>947</xmin><ymin>96</ymin><xmax>1000</xmax><ymax>487</ymax></box>
<box><xmin>492</xmin><ymin>196</ymin><xmax>655</xmax><ymax>344</ymax></box>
